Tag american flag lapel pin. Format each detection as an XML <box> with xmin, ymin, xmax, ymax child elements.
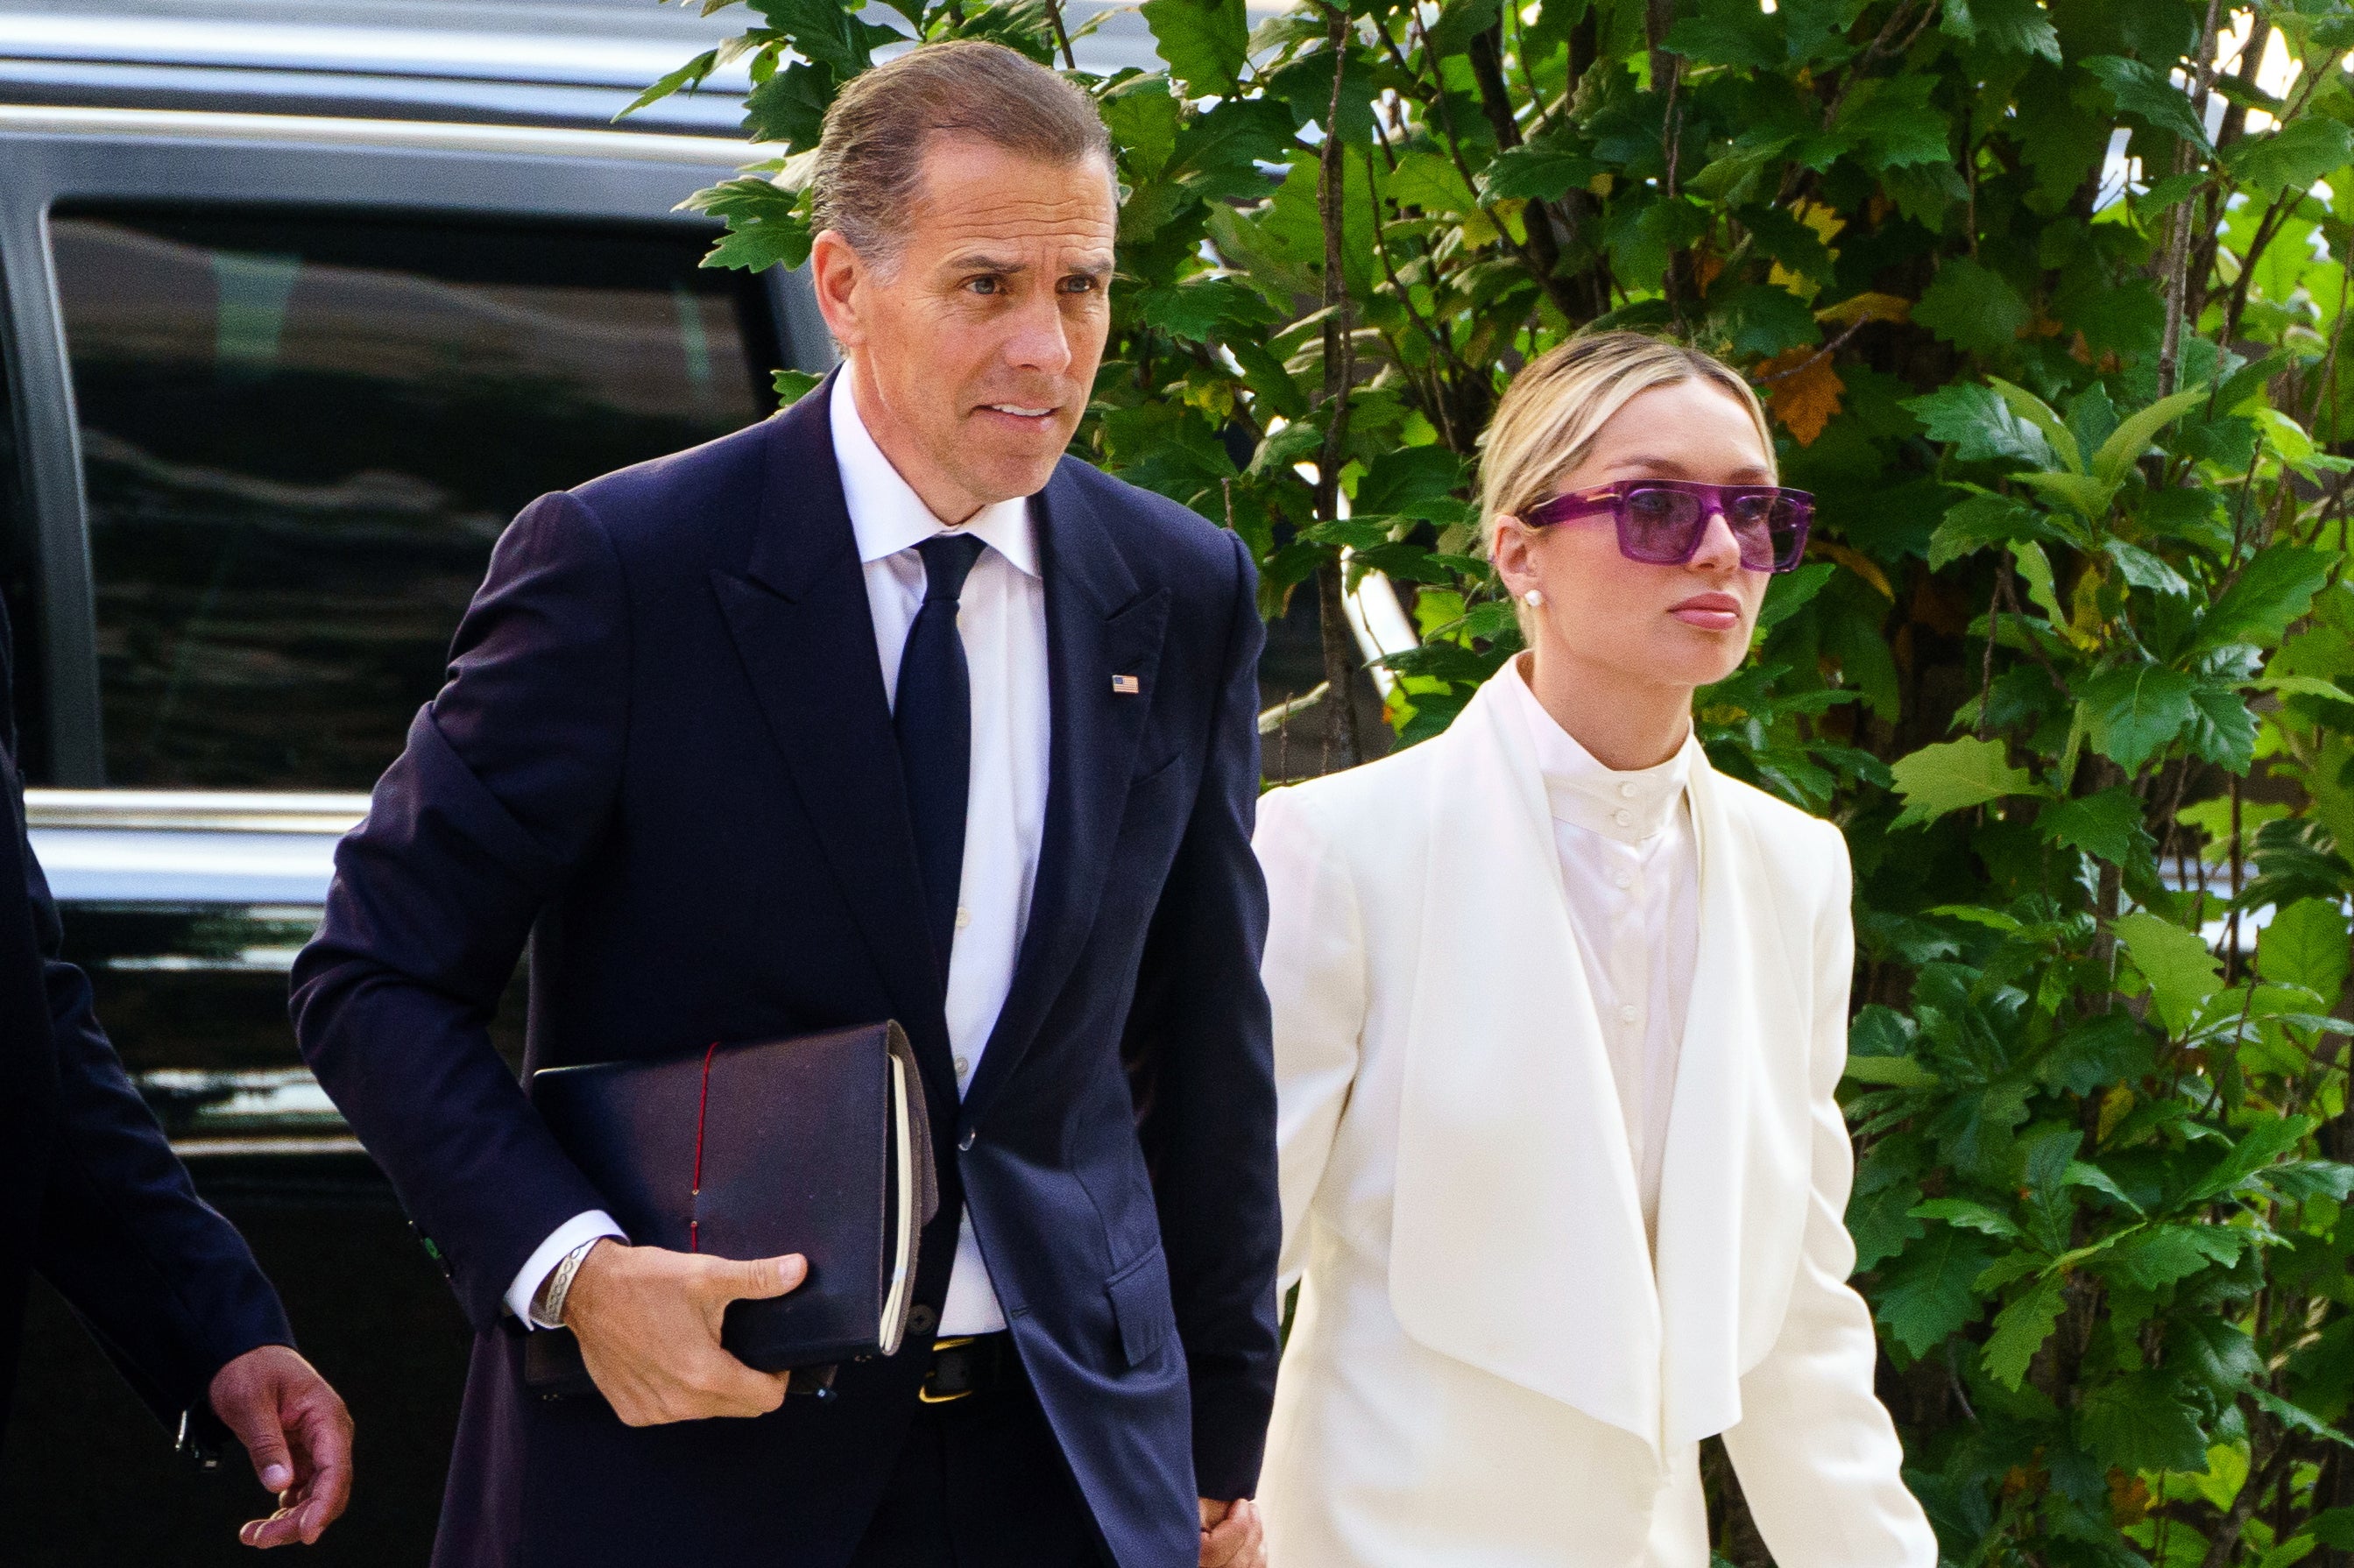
<box><xmin>1112</xmin><ymin>674</ymin><xmax>1142</xmax><ymax>696</ymax></box>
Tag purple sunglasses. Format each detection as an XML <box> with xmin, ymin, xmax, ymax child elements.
<box><xmin>1524</xmin><ymin>479</ymin><xmax>1813</xmax><ymax>574</ymax></box>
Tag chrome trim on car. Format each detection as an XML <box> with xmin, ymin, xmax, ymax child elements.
<box><xmin>0</xmin><ymin>102</ymin><xmax>760</xmax><ymax>163</ymax></box>
<box><xmin>26</xmin><ymin>789</ymin><xmax>368</xmax><ymax>835</ymax></box>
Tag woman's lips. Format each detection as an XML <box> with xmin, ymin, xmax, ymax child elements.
<box><xmin>1669</xmin><ymin>591</ymin><xmax>1743</xmax><ymax>632</ymax></box>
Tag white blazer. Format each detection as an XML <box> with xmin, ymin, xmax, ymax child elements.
<box><xmin>1255</xmin><ymin>669</ymin><xmax>1937</xmax><ymax>1568</ymax></box>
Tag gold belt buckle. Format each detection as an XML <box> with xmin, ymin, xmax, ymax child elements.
<box><xmin>918</xmin><ymin>1336</ymin><xmax>977</xmax><ymax>1403</ymax></box>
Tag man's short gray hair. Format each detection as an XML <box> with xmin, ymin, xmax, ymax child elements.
<box><xmin>809</xmin><ymin>41</ymin><xmax>1114</xmax><ymax>268</ymax></box>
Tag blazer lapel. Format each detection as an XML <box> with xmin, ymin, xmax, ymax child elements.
<box><xmin>1387</xmin><ymin>672</ymin><xmax>1665</xmax><ymax>1448</ymax></box>
<box><xmin>709</xmin><ymin>382</ymin><xmax>957</xmax><ymax>1117</ymax></box>
<box><xmin>958</xmin><ymin>466</ymin><xmax>1168</xmax><ymax>1136</ymax></box>
<box><xmin>1651</xmin><ymin>757</ymin><xmax>1814</xmax><ymax>1447</ymax></box>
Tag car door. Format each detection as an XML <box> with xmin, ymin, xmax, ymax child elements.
<box><xmin>0</xmin><ymin>104</ymin><xmax>825</xmax><ymax>1563</ymax></box>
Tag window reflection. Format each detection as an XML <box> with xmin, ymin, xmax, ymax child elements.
<box><xmin>52</xmin><ymin>208</ymin><xmax>774</xmax><ymax>790</ymax></box>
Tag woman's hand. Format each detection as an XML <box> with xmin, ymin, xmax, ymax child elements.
<box><xmin>1198</xmin><ymin>1496</ymin><xmax>1266</xmax><ymax>1567</ymax></box>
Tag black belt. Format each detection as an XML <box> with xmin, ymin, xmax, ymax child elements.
<box><xmin>918</xmin><ymin>1331</ymin><xmax>1023</xmax><ymax>1404</ymax></box>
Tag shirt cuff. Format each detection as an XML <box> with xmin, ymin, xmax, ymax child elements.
<box><xmin>505</xmin><ymin>1210</ymin><xmax>627</xmax><ymax>1329</ymax></box>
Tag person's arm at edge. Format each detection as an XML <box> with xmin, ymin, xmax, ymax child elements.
<box><xmin>1124</xmin><ymin>527</ymin><xmax>1280</xmax><ymax>1507</ymax></box>
<box><xmin>289</xmin><ymin>490</ymin><xmax>627</xmax><ymax>1335</ymax></box>
<box><xmin>1717</xmin><ymin>820</ymin><xmax>1939</xmax><ymax>1568</ymax></box>
<box><xmin>1254</xmin><ymin>786</ymin><xmax>1367</xmax><ymax>1295</ymax></box>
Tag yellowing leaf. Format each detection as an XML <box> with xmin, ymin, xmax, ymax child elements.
<box><xmin>1824</xmin><ymin>541</ymin><xmax>1894</xmax><ymax>599</ymax></box>
<box><xmin>1757</xmin><ymin>348</ymin><xmax>1845</xmax><ymax>445</ymax></box>
<box><xmin>1817</xmin><ymin>291</ymin><xmax>1912</xmax><ymax>327</ymax></box>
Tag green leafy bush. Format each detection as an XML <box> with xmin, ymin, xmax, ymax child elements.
<box><xmin>640</xmin><ymin>0</ymin><xmax>2354</xmax><ymax>1561</ymax></box>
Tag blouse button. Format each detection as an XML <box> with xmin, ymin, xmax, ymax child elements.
<box><xmin>1617</xmin><ymin>1003</ymin><xmax>1640</xmax><ymax>1023</ymax></box>
<box><xmin>1613</xmin><ymin>808</ymin><xmax>1633</xmax><ymax>827</ymax></box>
<box><xmin>1614</xmin><ymin>870</ymin><xmax>1633</xmax><ymax>889</ymax></box>
<box><xmin>1617</xmin><ymin>781</ymin><xmax>1637</xmax><ymax>798</ymax></box>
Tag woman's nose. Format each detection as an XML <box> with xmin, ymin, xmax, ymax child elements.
<box><xmin>1689</xmin><ymin>509</ymin><xmax>1744</xmax><ymax>571</ymax></box>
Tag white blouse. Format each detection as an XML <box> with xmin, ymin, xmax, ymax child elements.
<box><xmin>1502</xmin><ymin>659</ymin><xmax>1699</xmax><ymax>1245</ymax></box>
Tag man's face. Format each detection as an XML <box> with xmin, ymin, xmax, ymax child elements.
<box><xmin>812</xmin><ymin>136</ymin><xmax>1117</xmax><ymax>524</ymax></box>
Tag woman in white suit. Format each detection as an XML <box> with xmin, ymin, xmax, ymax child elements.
<box><xmin>1255</xmin><ymin>333</ymin><xmax>1937</xmax><ymax>1568</ymax></box>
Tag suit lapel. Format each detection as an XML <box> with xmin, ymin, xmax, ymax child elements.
<box><xmin>1387</xmin><ymin>673</ymin><xmax>1665</xmax><ymax>1446</ymax></box>
<box><xmin>958</xmin><ymin>467</ymin><xmax>1167</xmax><ymax>1134</ymax></box>
<box><xmin>710</xmin><ymin>382</ymin><xmax>958</xmax><ymax>1117</ymax></box>
<box><xmin>1651</xmin><ymin>757</ymin><xmax>1814</xmax><ymax>1446</ymax></box>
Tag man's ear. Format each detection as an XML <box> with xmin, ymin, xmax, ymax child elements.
<box><xmin>809</xmin><ymin>229</ymin><xmax>866</xmax><ymax>353</ymax></box>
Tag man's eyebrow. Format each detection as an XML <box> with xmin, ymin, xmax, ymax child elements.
<box><xmin>944</xmin><ymin>252</ymin><xmax>1027</xmax><ymax>275</ymax></box>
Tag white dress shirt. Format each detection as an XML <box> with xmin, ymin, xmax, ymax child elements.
<box><xmin>507</xmin><ymin>373</ymin><xmax>1050</xmax><ymax>1333</ymax></box>
<box><xmin>1502</xmin><ymin>656</ymin><xmax>1698</xmax><ymax>1244</ymax></box>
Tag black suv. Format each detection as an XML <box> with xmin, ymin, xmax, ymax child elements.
<box><xmin>0</xmin><ymin>4</ymin><xmax>833</xmax><ymax>1560</ymax></box>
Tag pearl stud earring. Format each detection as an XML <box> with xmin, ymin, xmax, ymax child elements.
<box><xmin>1524</xmin><ymin>589</ymin><xmax>1545</xmax><ymax>608</ymax></box>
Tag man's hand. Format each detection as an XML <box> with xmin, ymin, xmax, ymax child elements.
<box><xmin>208</xmin><ymin>1344</ymin><xmax>354</xmax><ymax>1549</ymax></box>
<box><xmin>562</xmin><ymin>1240</ymin><xmax>806</xmax><ymax>1426</ymax></box>
<box><xmin>1198</xmin><ymin>1497</ymin><xmax>1265</xmax><ymax>1568</ymax></box>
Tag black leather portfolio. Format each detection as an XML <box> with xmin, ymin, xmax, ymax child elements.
<box><xmin>520</xmin><ymin>1021</ymin><xmax>938</xmax><ymax>1398</ymax></box>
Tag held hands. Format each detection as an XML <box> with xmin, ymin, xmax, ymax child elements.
<box><xmin>207</xmin><ymin>1344</ymin><xmax>354</xmax><ymax>1549</ymax></box>
<box><xmin>562</xmin><ymin>1239</ymin><xmax>808</xmax><ymax>1425</ymax></box>
<box><xmin>1198</xmin><ymin>1497</ymin><xmax>1266</xmax><ymax>1568</ymax></box>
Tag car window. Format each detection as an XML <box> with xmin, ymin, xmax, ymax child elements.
<box><xmin>49</xmin><ymin>206</ymin><xmax>777</xmax><ymax>790</ymax></box>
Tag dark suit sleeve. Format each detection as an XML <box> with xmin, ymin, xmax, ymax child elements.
<box><xmin>1125</xmin><ymin>529</ymin><xmax>1278</xmax><ymax>1501</ymax></box>
<box><xmin>289</xmin><ymin>491</ymin><xmax>626</xmax><ymax>1332</ymax></box>
<box><xmin>3</xmin><ymin>617</ymin><xmax>292</xmax><ymax>1430</ymax></box>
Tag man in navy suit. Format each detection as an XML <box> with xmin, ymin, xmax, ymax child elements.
<box><xmin>0</xmin><ymin>594</ymin><xmax>353</xmax><ymax>1550</ymax></box>
<box><xmin>290</xmin><ymin>39</ymin><xmax>1277</xmax><ymax>1568</ymax></box>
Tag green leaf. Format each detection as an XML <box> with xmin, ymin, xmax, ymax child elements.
<box><xmin>1904</xmin><ymin>383</ymin><xmax>2054</xmax><ymax>466</ymax></box>
<box><xmin>1876</xmin><ymin>1228</ymin><xmax>1997</xmax><ymax>1356</ymax></box>
<box><xmin>1835</xmin><ymin>74</ymin><xmax>1952</xmax><ymax>171</ymax></box>
<box><xmin>1141</xmin><ymin>0</ymin><xmax>1248</xmax><ymax>97</ymax></box>
<box><xmin>2103</xmin><ymin>1224</ymin><xmax>2230</xmax><ymax>1289</ymax></box>
<box><xmin>1102</xmin><ymin>74</ymin><xmax>1183</xmax><ymax>179</ymax></box>
<box><xmin>2114</xmin><ymin>910</ymin><xmax>2222</xmax><ymax>1033</ymax></box>
<box><xmin>2225</xmin><ymin>117</ymin><xmax>2354</xmax><ymax>201</ymax></box>
<box><xmin>1943</xmin><ymin>0</ymin><xmax>2061</xmax><ymax>60</ymax></box>
<box><xmin>1845</xmin><ymin>1054</ymin><xmax>1940</xmax><ymax>1089</ymax></box>
<box><xmin>1986</xmin><ymin>377</ymin><xmax>2081</xmax><ymax>472</ymax></box>
<box><xmin>1756</xmin><ymin>561</ymin><xmax>1836</xmax><ymax>632</ymax></box>
<box><xmin>2251</xmin><ymin>1387</ymin><xmax>2354</xmax><ymax>1449</ymax></box>
<box><xmin>2082</xmin><ymin>54</ymin><xmax>2214</xmax><ymax>154</ymax></box>
<box><xmin>1665</xmin><ymin>0</ymin><xmax>1783</xmax><ymax>68</ymax></box>
<box><xmin>2090</xmin><ymin>383</ymin><xmax>2211</xmax><ymax>489</ymax></box>
<box><xmin>1480</xmin><ymin>139</ymin><xmax>1602</xmax><ymax>202</ymax></box>
<box><xmin>2185</xmin><ymin>1115</ymin><xmax>2315</xmax><ymax>1202</ymax></box>
<box><xmin>1912</xmin><ymin>1197</ymin><xmax>2024</xmax><ymax>1239</ymax></box>
<box><xmin>2104</xmin><ymin>539</ymin><xmax>2192</xmax><ymax>597</ymax></box>
<box><xmin>1983</xmin><ymin>1273</ymin><xmax>2068</xmax><ymax>1389</ymax></box>
<box><xmin>681</xmin><ymin>176</ymin><xmax>814</xmax><ymax>272</ymax></box>
<box><xmin>2078</xmin><ymin>1370</ymin><xmax>2210</xmax><ymax>1471</ymax></box>
<box><xmin>2010</xmin><ymin>540</ymin><xmax>2069</xmax><ymax>626</ymax></box>
<box><xmin>1135</xmin><ymin>276</ymin><xmax>1278</xmax><ymax>343</ymax></box>
<box><xmin>771</xmin><ymin>368</ymin><xmax>823</xmax><ymax>406</ymax></box>
<box><xmin>2174</xmin><ymin>1313</ymin><xmax>2266</xmax><ymax>1390</ymax></box>
<box><xmin>2038</xmin><ymin>786</ymin><xmax>2149</xmax><ymax>867</ymax></box>
<box><xmin>1889</xmin><ymin>737</ymin><xmax>2037</xmax><ymax>830</ymax></box>
<box><xmin>619</xmin><ymin>46</ymin><xmax>720</xmax><ymax>120</ymax></box>
<box><xmin>1914</xmin><ymin>259</ymin><xmax>2032</xmax><ymax>358</ymax></box>
<box><xmin>2259</xmin><ymin>899</ymin><xmax>2351</xmax><ymax>1000</ymax></box>
<box><xmin>1848</xmin><ymin>1176</ymin><xmax>1926</xmax><ymax>1271</ymax></box>
<box><xmin>1927</xmin><ymin>492</ymin><xmax>2061</xmax><ymax>569</ymax></box>
<box><xmin>2080</xmin><ymin>665</ymin><xmax>2198</xmax><ymax>773</ymax></box>
<box><xmin>2184</xmin><ymin>680</ymin><xmax>2259</xmax><ymax>773</ymax></box>
<box><xmin>747</xmin><ymin>0</ymin><xmax>896</xmax><ymax>79</ymax></box>
<box><xmin>2196</xmin><ymin>547</ymin><xmax>2335</xmax><ymax>653</ymax></box>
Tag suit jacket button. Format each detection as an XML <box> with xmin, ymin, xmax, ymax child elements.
<box><xmin>958</xmin><ymin>1130</ymin><xmax>976</xmax><ymax>1152</ymax></box>
<box><xmin>908</xmin><ymin>1304</ymin><xmax>937</xmax><ymax>1338</ymax></box>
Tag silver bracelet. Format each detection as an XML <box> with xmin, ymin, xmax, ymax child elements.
<box><xmin>538</xmin><ymin>1239</ymin><xmax>604</xmax><ymax>1328</ymax></box>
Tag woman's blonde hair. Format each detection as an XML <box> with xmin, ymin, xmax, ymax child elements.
<box><xmin>1479</xmin><ymin>331</ymin><xmax>1775</xmax><ymax>527</ymax></box>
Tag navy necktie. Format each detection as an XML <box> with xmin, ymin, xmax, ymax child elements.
<box><xmin>895</xmin><ymin>532</ymin><xmax>990</xmax><ymax>978</ymax></box>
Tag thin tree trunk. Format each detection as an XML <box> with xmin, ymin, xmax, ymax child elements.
<box><xmin>1315</xmin><ymin>4</ymin><xmax>1364</xmax><ymax>772</ymax></box>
